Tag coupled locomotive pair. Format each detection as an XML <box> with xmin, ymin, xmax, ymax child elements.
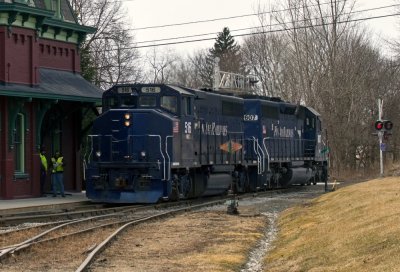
<box><xmin>85</xmin><ymin>84</ymin><xmax>328</xmax><ymax>203</ymax></box>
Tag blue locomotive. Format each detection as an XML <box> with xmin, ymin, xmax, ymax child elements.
<box><xmin>85</xmin><ymin>84</ymin><xmax>328</xmax><ymax>203</ymax></box>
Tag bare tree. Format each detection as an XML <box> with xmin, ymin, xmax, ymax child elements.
<box><xmin>188</xmin><ymin>49</ymin><xmax>214</xmax><ymax>88</ymax></box>
<box><xmin>243</xmin><ymin>0</ymin><xmax>400</xmax><ymax>176</ymax></box>
<box><xmin>69</xmin><ymin>0</ymin><xmax>142</xmax><ymax>89</ymax></box>
<box><xmin>145</xmin><ymin>47</ymin><xmax>178</xmax><ymax>84</ymax></box>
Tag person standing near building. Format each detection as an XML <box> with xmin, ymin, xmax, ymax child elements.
<box><xmin>51</xmin><ymin>151</ymin><xmax>65</xmax><ymax>197</ymax></box>
<box><xmin>39</xmin><ymin>147</ymin><xmax>48</xmax><ymax>197</ymax></box>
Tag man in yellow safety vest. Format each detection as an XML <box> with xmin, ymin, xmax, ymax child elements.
<box><xmin>39</xmin><ymin>147</ymin><xmax>48</xmax><ymax>197</ymax></box>
<box><xmin>51</xmin><ymin>151</ymin><xmax>65</xmax><ymax>197</ymax></box>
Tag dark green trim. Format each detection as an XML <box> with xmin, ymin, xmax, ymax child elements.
<box><xmin>8</xmin><ymin>97</ymin><xmax>27</xmax><ymax>150</ymax></box>
<box><xmin>0</xmin><ymin>90</ymin><xmax>101</xmax><ymax>103</ymax></box>
<box><xmin>66</xmin><ymin>28</ymin><xmax>73</xmax><ymax>41</ymax></box>
<box><xmin>14</xmin><ymin>173</ymin><xmax>29</xmax><ymax>180</ymax></box>
<box><xmin>0</xmin><ymin>3</ymin><xmax>54</xmax><ymax>18</ymax></box>
<box><xmin>7</xmin><ymin>10</ymin><xmax>18</xmax><ymax>25</ymax></box>
<box><xmin>35</xmin><ymin>100</ymin><xmax>54</xmax><ymax>148</ymax></box>
<box><xmin>0</xmin><ymin>3</ymin><xmax>96</xmax><ymax>35</ymax></box>
<box><xmin>44</xmin><ymin>18</ymin><xmax>95</xmax><ymax>34</ymax></box>
<box><xmin>21</xmin><ymin>12</ymin><xmax>29</xmax><ymax>26</ymax></box>
<box><xmin>53</xmin><ymin>26</ymin><xmax>61</xmax><ymax>39</ymax></box>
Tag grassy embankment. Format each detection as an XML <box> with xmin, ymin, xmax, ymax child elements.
<box><xmin>265</xmin><ymin>177</ymin><xmax>400</xmax><ymax>272</ymax></box>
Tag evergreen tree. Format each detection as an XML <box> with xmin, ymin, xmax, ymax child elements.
<box><xmin>209</xmin><ymin>27</ymin><xmax>242</xmax><ymax>73</ymax></box>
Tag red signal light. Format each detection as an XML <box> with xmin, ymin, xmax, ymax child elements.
<box><xmin>375</xmin><ymin>121</ymin><xmax>384</xmax><ymax>130</ymax></box>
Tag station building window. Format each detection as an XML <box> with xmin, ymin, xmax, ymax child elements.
<box><xmin>14</xmin><ymin>113</ymin><xmax>25</xmax><ymax>173</ymax></box>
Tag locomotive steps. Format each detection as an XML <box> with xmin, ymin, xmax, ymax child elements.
<box><xmin>265</xmin><ymin>177</ymin><xmax>400</xmax><ymax>271</ymax></box>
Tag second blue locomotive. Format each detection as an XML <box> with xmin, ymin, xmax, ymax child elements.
<box><xmin>85</xmin><ymin>84</ymin><xmax>328</xmax><ymax>203</ymax></box>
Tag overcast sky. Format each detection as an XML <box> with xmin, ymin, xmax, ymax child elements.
<box><xmin>122</xmin><ymin>0</ymin><xmax>399</xmax><ymax>56</ymax></box>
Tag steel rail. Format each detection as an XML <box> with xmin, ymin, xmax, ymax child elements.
<box><xmin>76</xmin><ymin>199</ymin><xmax>225</xmax><ymax>272</ymax></box>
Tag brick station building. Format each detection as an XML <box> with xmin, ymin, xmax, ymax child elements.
<box><xmin>0</xmin><ymin>0</ymin><xmax>102</xmax><ymax>199</ymax></box>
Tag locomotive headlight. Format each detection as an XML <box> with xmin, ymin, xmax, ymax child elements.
<box><xmin>124</xmin><ymin>121</ymin><xmax>131</xmax><ymax>127</ymax></box>
<box><xmin>95</xmin><ymin>151</ymin><xmax>101</xmax><ymax>157</ymax></box>
<box><xmin>124</xmin><ymin>113</ymin><xmax>131</xmax><ymax>120</ymax></box>
<box><xmin>140</xmin><ymin>151</ymin><xmax>146</xmax><ymax>158</ymax></box>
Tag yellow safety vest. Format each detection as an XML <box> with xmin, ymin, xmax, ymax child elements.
<box><xmin>40</xmin><ymin>153</ymin><xmax>48</xmax><ymax>171</ymax></box>
<box><xmin>51</xmin><ymin>157</ymin><xmax>64</xmax><ymax>173</ymax></box>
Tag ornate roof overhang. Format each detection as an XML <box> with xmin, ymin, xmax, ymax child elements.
<box><xmin>0</xmin><ymin>2</ymin><xmax>95</xmax><ymax>43</ymax></box>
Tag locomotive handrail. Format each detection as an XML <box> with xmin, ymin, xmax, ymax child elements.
<box><xmin>262</xmin><ymin>138</ymin><xmax>271</xmax><ymax>172</ymax></box>
<box><xmin>86</xmin><ymin>135</ymin><xmax>104</xmax><ymax>164</ymax></box>
<box><xmin>257</xmin><ymin>138</ymin><xmax>266</xmax><ymax>173</ymax></box>
<box><xmin>165</xmin><ymin>135</ymin><xmax>173</xmax><ymax>181</ymax></box>
<box><xmin>251</xmin><ymin>137</ymin><xmax>265</xmax><ymax>174</ymax></box>
<box><xmin>250</xmin><ymin>137</ymin><xmax>261</xmax><ymax>174</ymax></box>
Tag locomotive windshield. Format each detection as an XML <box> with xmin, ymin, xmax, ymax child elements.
<box><xmin>103</xmin><ymin>95</ymin><xmax>137</xmax><ymax>109</ymax></box>
<box><xmin>101</xmin><ymin>85</ymin><xmax>187</xmax><ymax>115</ymax></box>
<box><xmin>120</xmin><ymin>95</ymin><xmax>137</xmax><ymax>107</ymax></box>
<box><xmin>139</xmin><ymin>96</ymin><xmax>157</xmax><ymax>107</ymax></box>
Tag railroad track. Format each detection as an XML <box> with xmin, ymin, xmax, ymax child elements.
<box><xmin>0</xmin><ymin>203</ymin><xmax>139</xmax><ymax>227</ymax></box>
<box><xmin>0</xmin><ymin>185</ymin><xmax>323</xmax><ymax>271</ymax></box>
<box><xmin>0</xmin><ymin>197</ymin><xmax>227</xmax><ymax>271</ymax></box>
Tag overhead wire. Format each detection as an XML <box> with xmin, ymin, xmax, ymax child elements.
<box><xmin>88</xmin><ymin>12</ymin><xmax>400</xmax><ymax>52</ymax></box>
<box><xmin>133</xmin><ymin>4</ymin><xmax>400</xmax><ymax>45</ymax></box>
<box><xmin>87</xmin><ymin>3</ymin><xmax>400</xmax><ymax>52</ymax></box>
<box><xmin>126</xmin><ymin>13</ymin><xmax>400</xmax><ymax>49</ymax></box>
<box><xmin>126</xmin><ymin>0</ymin><xmax>348</xmax><ymax>31</ymax></box>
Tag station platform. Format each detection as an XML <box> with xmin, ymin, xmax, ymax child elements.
<box><xmin>0</xmin><ymin>191</ymin><xmax>90</xmax><ymax>215</ymax></box>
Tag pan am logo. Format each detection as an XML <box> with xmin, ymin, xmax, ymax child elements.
<box><xmin>220</xmin><ymin>140</ymin><xmax>242</xmax><ymax>153</ymax></box>
<box><xmin>201</xmin><ymin>122</ymin><xmax>228</xmax><ymax>136</ymax></box>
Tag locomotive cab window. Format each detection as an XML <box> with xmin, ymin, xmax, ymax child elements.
<box><xmin>139</xmin><ymin>96</ymin><xmax>157</xmax><ymax>107</ymax></box>
<box><xmin>182</xmin><ymin>96</ymin><xmax>192</xmax><ymax>115</ymax></box>
<box><xmin>103</xmin><ymin>97</ymin><xmax>119</xmax><ymax>109</ymax></box>
<box><xmin>120</xmin><ymin>95</ymin><xmax>137</xmax><ymax>108</ymax></box>
<box><xmin>161</xmin><ymin>96</ymin><xmax>177</xmax><ymax>113</ymax></box>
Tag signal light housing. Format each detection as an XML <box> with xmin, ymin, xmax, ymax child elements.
<box><xmin>384</xmin><ymin>121</ymin><xmax>393</xmax><ymax>131</ymax></box>
<box><xmin>375</xmin><ymin>121</ymin><xmax>384</xmax><ymax>130</ymax></box>
<box><xmin>375</xmin><ymin>120</ymin><xmax>393</xmax><ymax>131</ymax></box>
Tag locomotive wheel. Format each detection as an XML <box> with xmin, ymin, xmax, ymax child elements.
<box><xmin>180</xmin><ymin>174</ymin><xmax>192</xmax><ymax>198</ymax></box>
<box><xmin>233</xmin><ymin>171</ymin><xmax>247</xmax><ymax>193</ymax></box>
<box><xmin>169</xmin><ymin>175</ymin><xmax>180</xmax><ymax>201</ymax></box>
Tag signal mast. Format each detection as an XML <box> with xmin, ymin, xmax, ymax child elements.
<box><xmin>374</xmin><ymin>99</ymin><xmax>393</xmax><ymax>177</ymax></box>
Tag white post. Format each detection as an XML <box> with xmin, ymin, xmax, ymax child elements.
<box><xmin>378</xmin><ymin>99</ymin><xmax>384</xmax><ymax>177</ymax></box>
<box><xmin>213</xmin><ymin>57</ymin><xmax>220</xmax><ymax>90</ymax></box>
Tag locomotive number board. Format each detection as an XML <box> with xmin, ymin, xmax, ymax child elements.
<box><xmin>142</xmin><ymin>87</ymin><xmax>161</xmax><ymax>93</ymax></box>
<box><xmin>117</xmin><ymin>87</ymin><xmax>132</xmax><ymax>94</ymax></box>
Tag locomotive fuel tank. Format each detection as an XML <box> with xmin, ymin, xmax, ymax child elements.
<box><xmin>202</xmin><ymin>173</ymin><xmax>232</xmax><ymax>196</ymax></box>
<box><xmin>284</xmin><ymin>167</ymin><xmax>313</xmax><ymax>186</ymax></box>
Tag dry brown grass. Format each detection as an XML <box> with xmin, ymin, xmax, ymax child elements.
<box><xmin>91</xmin><ymin>210</ymin><xmax>266</xmax><ymax>272</ymax></box>
<box><xmin>265</xmin><ymin>177</ymin><xmax>400</xmax><ymax>272</ymax></box>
